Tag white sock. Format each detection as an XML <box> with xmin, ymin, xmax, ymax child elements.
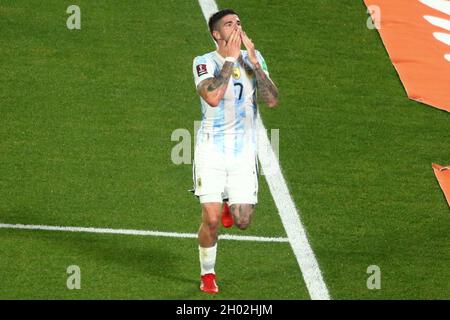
<box><xmin>199</xmin><ymin>244</ymin><xmax>217</xmax><ymax>276</ymax></box>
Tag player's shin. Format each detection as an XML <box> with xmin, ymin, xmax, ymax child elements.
<box><xmin>198</xmin><ymin>244</ymin><xmax>217</xmax><ymax>275</ymax></box>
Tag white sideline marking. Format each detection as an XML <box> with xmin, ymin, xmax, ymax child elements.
<box><xmin>198</xmin><ymin>0</ymin><xmax>219</xmax><ymax>22</ymax></box>
<box><xmin>197</xmin><ymin>0</ymin><xmax>330</xmax><ymax>300</ymax></box>
<box><xmin>0</xmin><ymin>223</ymin><xmax>288</xmax><ymax>243</ymax></box>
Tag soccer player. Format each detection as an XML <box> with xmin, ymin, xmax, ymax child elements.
<box><xmin>192</xmin><ymin>9</ymin><xmax>279</xmax><ymax>294</ymax></box>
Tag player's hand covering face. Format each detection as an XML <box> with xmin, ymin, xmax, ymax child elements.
<box><xmin>222</xmin><ymin>28</ymin><xmax>242</xmax><ymax>60</ymax></box>
<box><xmin>241</xmin><ymin>31</ymin><xmax>258</xmax><ymax>65</ymax></box>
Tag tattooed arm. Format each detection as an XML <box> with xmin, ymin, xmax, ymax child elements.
<box><xmin>196</xmin><ymin>61</ymin><xmax>234</xmax><ymax>107</ymax></box>
<box><xmin>241</xmin><ymin>31</ymin><xmax>279</xmax><ymax>108</ymax></box>
<box><xmin>253</xmin><ymin>61</ymin><xmax>279</xmax><ymax>108</ymax></box>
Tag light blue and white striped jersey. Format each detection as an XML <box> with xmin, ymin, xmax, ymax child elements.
<box><xmin>192</xmin><ymin>50</ymin><xmax>270</xmax><ymax>157</ymax></box>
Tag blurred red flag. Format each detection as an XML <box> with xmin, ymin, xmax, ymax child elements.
<box><xmin>432</xmin><ymin>163</ymin><xmax>450</xmax><ymax>206</ymax></box>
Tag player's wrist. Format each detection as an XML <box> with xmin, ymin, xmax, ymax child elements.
<box><xmin>225</xmin><ymin>56</ymin><xmax>237</xmax><ymax>63</ymax></box>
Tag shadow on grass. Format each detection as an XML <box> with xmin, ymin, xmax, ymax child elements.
<box><xmin>0</xmin><ymin>220</ymin><xmax>203</xmax><ymax>298</ymax></box>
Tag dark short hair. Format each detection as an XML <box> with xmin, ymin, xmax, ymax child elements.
<box><xmin>208</xmin><ymin>8</ymin><xmax>239</xmax><ymax>39</ymax></box>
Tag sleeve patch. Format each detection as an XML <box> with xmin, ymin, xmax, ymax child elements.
<box><xmin>196</xmin><ymin>64</ymin><xmax>208</xmax><ymax>77</ymax></box>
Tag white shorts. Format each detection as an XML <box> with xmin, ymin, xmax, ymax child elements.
<box><xmin>193</xmin><ymin>141</ymin><xmax>258</xmax><ymax>205</ymax></box>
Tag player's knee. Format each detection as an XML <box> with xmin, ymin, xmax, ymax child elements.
<box><xmin>233</xmin><ymin>204</ymin><xmax>254</xmax><ymax>230</ymax></box>
<box><xmin>206</xmin><ymin>217</ymin><xmax>220</xmax><ymax>232</ymax></box>
<box><xmin>235</xmin><ymin>219</ymin><xmax>250</xmax><ymax>230</ymax></box>
<box><xmin>202</xmin><ymin>204</ymin><xmax>221</xmax><ymax>232</ymax></box>
<box><xmin>235</xmin><ymin>215</ymin><xmax>251</xmax><ymax>230</ymax></box>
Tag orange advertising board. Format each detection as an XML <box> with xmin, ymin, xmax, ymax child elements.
<box><xmin>364</xmin><ymin>0</ymin><xmax>450</xmax><ymax>112</ymax></box>
<box><xmin>432</xmin><ymin>163</ymin><xmax>450</xmax><ymax>206</ymax></box>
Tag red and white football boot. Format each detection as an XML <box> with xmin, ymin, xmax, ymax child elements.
<box><xmin>200</xmin><ymin>273</ymin><xmax>219</xmax><ymax>294</ymax></box>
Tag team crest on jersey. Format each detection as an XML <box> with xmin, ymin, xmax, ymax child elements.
<box><xmin>232</xmin><ymin>67</ymin><xmax>241</xmax><ymax>80</ymax></box>
<box><xmin>196</xmin><ymin>64</ymin><xmax>207</xmax><ymax>77</ymax></box>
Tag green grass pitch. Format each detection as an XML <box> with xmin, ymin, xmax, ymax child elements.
<box><xmin>0</xmin><ymin>0</ymin><xmax>449</xmax><ymax>299</ymax></box>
